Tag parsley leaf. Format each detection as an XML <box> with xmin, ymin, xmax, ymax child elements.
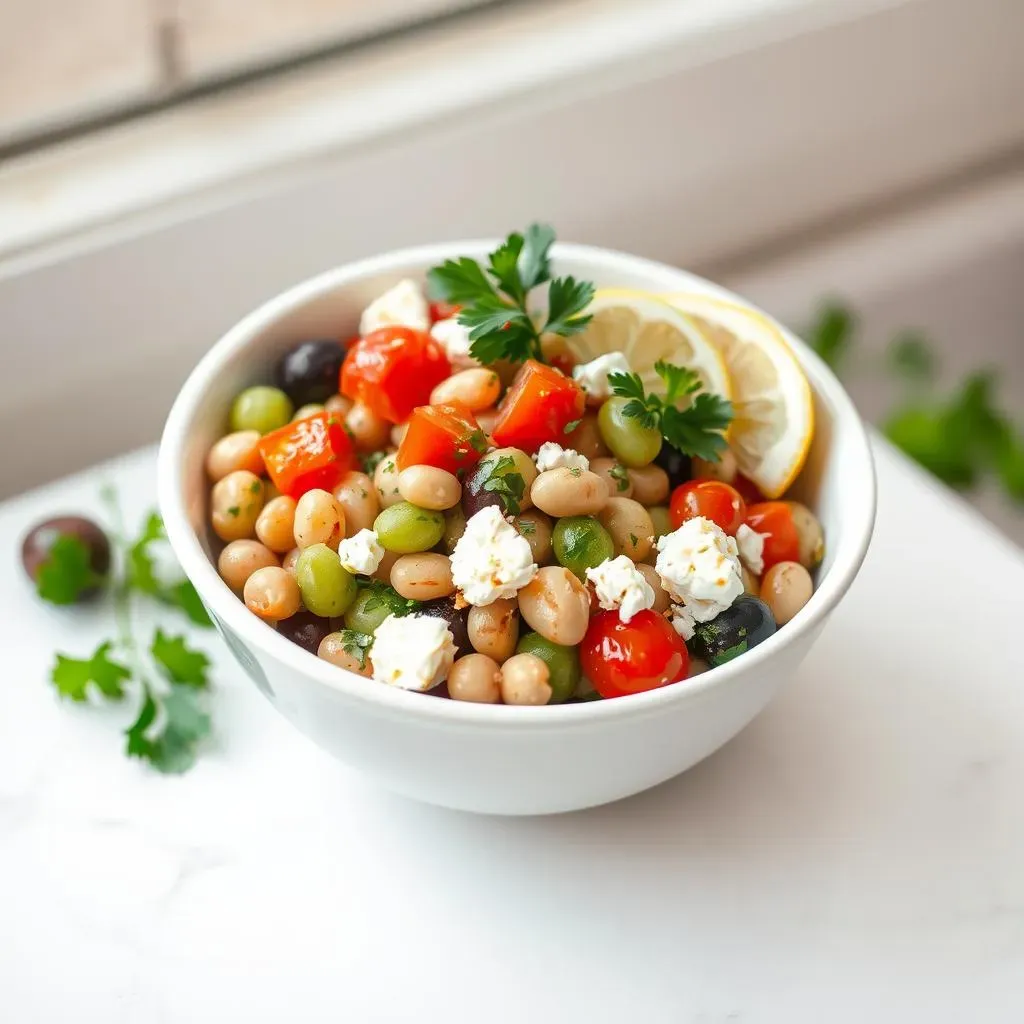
<box><xmin>889</xmin><ymin>330</ymin><xmax>937</xmax><ymax>383</ymax></box>
<box><xmin>359</xmin><ymin>581</ymin><xmax>420</xmax><ymax>617</ymax></box>
<box><xmin>426</xmin><ymin>257</ymin><xmax>496</xmax><ymax>306</ymax></box>
<box><xmin>338</xmin><ymin>629</ymin><xmax>373</xmax><ymax>670</ymax></box>
<box><xmin>545</xmin><ymin>276</ymin><xmax>594</xmax><ymax>338</ymax></box>
<box><xmin>807</xmin><ymin>301</ymin><xmax>855</xmax><ymax>371</ymax></box>
<box><xmin>51</xmin><ymin>641</ymin><xmax>130</xmax><ymax>702</ymax></box>
<box><xmin>563</xmin><ymin>418</ymin><xmax>582</xmax><ymax>434</ymax></box>
<box><xmin>151</xmin><ymin>629</ymin><xmax>210</xmax><ymax>688</ymax></box>
<box><xmin>35</xmin><ymin>534</ymin><xmax>103</xmax><ymax>605</ymax></box>
<box><xmin>518</xmin><ymin>223</ymin><xmax>555</xmax><ymax>290</ymax></box>
<box><xmin>362</xmin><ymin>450</ymin><xmax>387</xmax><ymax>475</ymax></box>
<box><xmin>609</xmin><ymin>463</ymin><xmax>631</xmax><ymax>492</ymax></box>
<box><xmin>479</xmin><ymin>456</ymin><xmax>526</xmax><ymax>515</ymax></box>
<box><xmin>125</xmin><ymin>686</ymin><xmax>211</xmax><ymax>775</ymax></box>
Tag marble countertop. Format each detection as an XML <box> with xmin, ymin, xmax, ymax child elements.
<box><xmin>2</xmin><ymin>441</ymin><xmax>1023</xmax><ymax>1023</ymax></box>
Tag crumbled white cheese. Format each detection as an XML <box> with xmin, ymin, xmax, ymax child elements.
<box><xmin>655</xmin><ymin>516</ymin><xmax>744</xmax><ymax>623</ymax></box>
<box><xmin>450</xmin><ymin>505</ymin><xmax>538</xmax><ymax>606</ymax></box>
<box><xmin>534</xmin><ymin>442</ymin><xmax>590</xmax><ymax>474</ymax></box>
<box><xmin>430</xmin><ymin>317</ymin><xmax>478</xmax><ymax>365</ymax></box>
<box><xmin>669</xmin><ymin>604</ymin><xmax>696</xmax><ymax>642</ymax></box>
<box><xmin>337</xmin><ymin>529</ymin><xmax>384</xmax><ymax>576</ymax></box>
<box><xmin>360</xmin><ymin>279</ymin><xmax>430</xmax><ymax>336</ymax></box>
<box><xmin>370</xmin><ymin>613</ymin><xmax>455</xmax><ymax>692</ymax></box>
<box><xmin>735</xmin><ymin>523</ymin><xmax>766</xmax><ymax>576</ymax></box>
<box><xmin>585</xmin><ymin>555</ymin><xmax>655</xmax><ymax>623</ymax></box>
<box><xmin>572</xmin><ymin>351</ymin><xmax>631</xmax><ymax>401</ymax></box>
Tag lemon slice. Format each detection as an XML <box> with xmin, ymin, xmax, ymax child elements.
<box><xmin>663</xmin><ymin>292</ymin><xmax>814</xmax><ymax>498</ymax></box>
<box><xmin>558</xmin><ymin>288</ymin><xmax>733</xmax><ymax>406</ymax></box>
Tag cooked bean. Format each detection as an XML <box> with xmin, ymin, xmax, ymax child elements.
<box><xmin>398</xmin><ymin>465</ymin><xmax>462</xmax><ymax>510</ymax></box>
<box><xmin>786</xmin><ymin>501</ymin><xmax>825</xmax><ymax>569</ymax></box>
<box><xmin>211</xmin><ymin>470</ymin><xmax>265</xmax><ymax>541</ymax></box>
<box><xmin>333</xmin><ymin>471</ymin><xmax>380</xmax><ymax>537</ymax></box>
<box><xmin>628</xmin><ymin>464</ymin><xmax>670</xmax><ymax>505</ymax></box>
<box><xmin>741</xmin><ymin>564</ymin><xmax>760</xmax><ymax>597</ymax></box>
<box><xmin>512</xmin><ymin>510</ymin><xmax>553</xmax><ymax>565</ymax></box>
<box><xmin>391</xmin><ymin>423</ymin><xmax>409</xmax><ymax>447</ymax></box>
<box><xmin>218</xmin><ymin>539</ymin><xmax>278</xmax><ymax>591</ymax></box>
<box><xmin>263</xmin><ymin>480</ymin><xmax>281</xmax><ymax>501</ymax></box>
<box><xmin>761</xmin><ymin>560</ymin><xmax>813</xmax><ymax>624</ymax></box>
<box><xmin>591</xmin><ymin>456</ymin><xmax>633</xmax><ymax>498</ymax></box>
<box><xmin>635</xmin><ymin>563</ymin><xmax>670</xmax><ymax>614</ymax></box>
<box><xmin>517</xmin><ymin>566</ymin><xmax>590</xmax><ymax>646</ymax></box>
<box><xmin>324</xmin><ymin>393</ymin><xmax>353</xmax><ymax>417</ymax></box>
<box><xmin>598</xmin><ymin>497</ymin><xmax>654</xmax><ymax>560</ymax></box>
<box><xmin>255</xmin><ymin>495</ymin><xmax>297</xmax><ymax>553</ymax></box>
<box><xmin>649</xmin><ymin>505</ymin><xmax>672</xmax><ymax>539</ymax></box>
<box><xmin>390</xmin><ymin>553</ymin><xmax>455</xmax><ymax>601</ymax></box>
<box><xmin>371</xmin><ymin>549</ymin><xmax>401</xmax><ymax>582</ymax></box>
<box><xmin>282</xmin><ymin>547</ymin><xmax>301</xmax><ymax>575</ymax></box>
<box><xmin>430</xmin><ymin>368</ymin><xmax>502</xmax><ymax>411</ymax></box>
<box><xmin>373</xmin><ymin>455</ymin><xmax>403</xmax><ymax>508</ymax></box>
<box><xmin>467</xmin><ymin>598</ymin><xmax>519</xmax><ymax>663</ymax></box>
<box><xmin>448</xmin><ymin>653</ymin><xmax>502</xmax><ymax>703</ymax></box>
<box><xmin>693</xmin><ymin>448</ymin><xmax>738</xmax><ymax>484</ymax></box>
<box><xmin>244</xmin><ymin>565</ymin><xmax>301</xmax><ymax>621</ymax></box>
<box><xmin>292</xmin><ymin>403</ymin><xmax>325</xmax><ymax>422</ymax></box>
<box><xmin>318</xmin><ymin>631</ymin><xmax>372</xmax><ymax>677</ymax></box>
<box><xmin>563</xmin><ymin>414</ymin><xmax>609</xmax><ymax>461</ymax></box>
<box><xmin>346</xmin><ymin>402</ymin><xmax>392</xmax><ymax>452</ymax></box>
<box><xmin>463</xmin><ymin>448</ymin><xmax>537</xmax><ymax>518</ymax></box>
<box><xmin>530</xmin><ymin>468</ymin><xmax>607</xmax><ymax>518</ymax></box>
<box><xmin>597</xmin><ymin>397</ymin><xmax>662</xmax><ymax>467</ymax></box>
<box><xmin>499</xmin><ymin>652</ymin><xmax>552</xmax><ymax>706</ymax></box>
<box><xmin>515</xmin><ymin>632</ymin><xmax>580</xmax><ymax>704</ymax></box>
<box><xmin>344</xmin><ymin>582</ymin><xmax>408</xmax><ymax>634</ymax></box>
<box><xmin>206</xmin><ymin>430</ymin><xmax>264</xmax><ymax>481</ymax></box>
<box><xmin>442</xmin><ymin>505</ymin><xmax>467</xmax><ymax>554</ymax></box>
<box><xmin>293</xmin><ymin>489</ymin><xmax>346</xmax><ymax>550</ymax></box>
<box><xmin>296</xmin><ymin>543</ymin><xmax>359</xmax><ymax>617</ymax></box>
<box><xmin>373</xmin><ymin>501</ymin><xmax>446</xmax><ymax>553</ymax></box>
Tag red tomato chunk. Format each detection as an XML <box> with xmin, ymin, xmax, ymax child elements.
<box><xmin>396</xmin><ymin>403</ymin><xmax>488</xmax><ymax>475</ymax></box>
<box><xmin>258</xmin><ymin>411</ymin><xmax>354</xmax><ymax>498</ymax></box>
<box><xmin>490</xmin><ymin>359</ymin><xmax>585</xmax><ymax>454</ymax></box>
<box><xmin>669</xmin><ymin>479</ymin><xmax>747</xmax><ymax>536</ymax></box>
<box><xmin>744</xmin><ymin>501</ymin><xmax>800</xmax><ymax>572</ymax></box>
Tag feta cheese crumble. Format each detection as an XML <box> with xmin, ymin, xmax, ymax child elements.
<box><xmin>337</xmin><ymin>529</ymin><xmax>384</xmax><ymax>576</ymax></box>
<box><xmin>735</xmin><ymin>523</ymin><xmax>766</xmax><ymax>576</ymax></box>
<box><xmin>450</xmin><ymin>505</ymin><xmax>538</xmax><ymax>606</ymax></box>
<box><xmin>370</xmin><ymin>613</ymin><xmax>455</xmax><ymax>692</ymax></box>
<box><xmin>585</xmin><ymin>555</ymin><xmax>655</xmax><ymax>623</ymax></box>
<box><xmin>360</xmin><ymin>279</ymin><xmax>430</xmax><ymax>336</ymax></box>
<box><xmin>430</xmin><ymin>317</ymin><xmax>478</xmax><ymax>365</ymax></box>
<box><xmin>669</xmin><ymin>604</ymin><xmax>696</xmax><ymax>641</ymax></box>
<box><xmin>534</xmin><ymin>442</ymin><xmax>590</xmax><ymax>474</ymax></box>
<box><xmin>572</xmin><ymin>351</ymin><xmax>631</xmax><ymax>401</ymax></box>
<box><xmin>655</xmin><ymin>516</ymin><xmax>744</xmax><ymax>623</ymax></box>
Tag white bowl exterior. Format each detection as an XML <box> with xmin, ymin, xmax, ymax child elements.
<box><xmin>160</xmin><ymin>242</ymin><xmax>875</xmax><ymax>815</ymax></box>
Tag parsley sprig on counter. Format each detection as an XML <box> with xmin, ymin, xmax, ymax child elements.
<box><xmin>426</xmin><ymin>224</ymin><xmax>594</xmax><ymax>365</ymax></box>
<box><xmin>609</xmin><ymin>361</ymin><xmax>734</xmax><ymax>462</ymax></box>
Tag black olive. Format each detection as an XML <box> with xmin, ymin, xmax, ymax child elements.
<box><xmin>690</xmin><ymin>596</ymin><xmax>776</xmax><ymax>667</ymax></box>
<box><xmin>274</xmin><ymin>339</ymin><xmax>347</xmax><ymax>406</ymax></box>
<box><xmin>654</xmin><ymin>442</ymin><xmax>692</xmax><ymax>491</ymax></box>
<box><xmin>277</xmin><ymin>611</ymin><xmax>332</xmax><ymax>654</ymax></box>
<box><xmin>22</xmin><ymin>515</ymin><xmax>111</xmax><ymax>603</ymax></box>
<box><xmin>418</xmin><ymin>596</ymin><xmax>471</xmax><ymax>658</ymax></box>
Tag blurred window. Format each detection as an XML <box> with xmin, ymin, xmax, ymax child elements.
<box><xmin>0</xmin><ymin>0</ymin><xmax>499</xmax><ymax>150</ymax></box>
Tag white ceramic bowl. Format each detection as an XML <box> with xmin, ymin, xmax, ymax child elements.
<box><xmin>159</xmin><ymin>241</ymin><xmax>875</xmax><ymax>815</ymax></box>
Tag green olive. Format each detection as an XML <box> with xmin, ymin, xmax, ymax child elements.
<box><xmin>230</xmin><ymin>386</ymin><xmax>294</xmax><ymax>434</ymax></box>
<box><xmin>515</xmin><ymin>632</ymin><xmax>581</xmax><ymax>704</ymax></box>
<box><xmin>552</xmin><ymin>516</ymin><xmax>614</xmax><ymax>580</ymax></box>
<box><xmin>649</xmin><ymin>505</ymin><xmax>673</xmax><ymax>539</ymax></box>
<box><xmin>295</xmin><ymin>543</ymin><xmax>358</xmax><ymax>617</ymax></box>
<box><xmin>373</xmin><ymin>501</ymin><xmax>446</xmax><ymax>553</ymax></box>
<box><xmin>344</xmin><ymin>582</ymin><xmax>416</xmax><ymax>634</ymax></box>
<box><xmin>597</xmin><ymin>397</ymin><xmax>662</xmax><ymax>468</ymax></box>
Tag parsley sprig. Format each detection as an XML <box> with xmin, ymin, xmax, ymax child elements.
<box><xmin>426</xmin><ymin>224</ymin><xmax>594</xmax><ymax>365</ymax></box>
<box><xmin>608</xmin><ymin>361</ymin><xmax>733</xmax><ymax>462</ymax></box>
<box><xmin>47</xmin><ymin>490</ymin><xmax>215</xmax><ymax>774</ymax></box>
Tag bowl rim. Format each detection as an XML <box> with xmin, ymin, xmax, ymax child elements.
<box><xmin>158</xmin><ymin>239</ymin><xmax>876</xmax><ymax>729</ymax></box>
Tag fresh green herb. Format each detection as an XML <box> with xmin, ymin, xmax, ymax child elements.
<box><xmin>629</xmin><ymin>533</ymin><xmax>639</xmax><ymax>547</ymax></box>
<box><xmin>609</xmin><ymin>361</ymin><xmax>733</xmax><ymax>462</ymax></box>
<box><xmin>362</xmin><ymin>450</ymin><xmax>387</xmax><ymax>475</ymax></box>
<box><xmin>563</xmin><ymin>418</ymin><xmax>582</xmax><ymax>435</ymax></box>
<box><xmin>338</xmin><ymin>629</ymin><xmax>373</xmax><ymax>669</ymax></box>
<box><xmin>426</xmin><ymin>224</ymin><xmax>594</xmax><ymax>365</ymax></box>
<box><xmin>359</xmin><ymin>580</ymin><xmax>420</xmax><ymax>617</ymax></box>
<box><xmin>249</xmin><ymin>480</ymin><xmax>261</xmax><ymax>495</ymax></box>
<box><xmin>480</xmin><ymin>456</ymin><xmax>527</xmax><ymax>515</ymax></box>
<box><xmin>46</xmin><ymin>495</ymin><xmax>215</xmax><ymax>774</ymax></box>
<box><xmin>468</xmin><ymin>430</ymin><xmax>489</xmax><ymax>454</ymax></box>
<box><xmin>35</xmin><ymin>534</ymin><xmax>104</xmax><ymax>605</ymax></box>
<box><xmin>227</xmin><ymin>505</ymin><xmax>240</xmax><ymax>517</ymax></box>
<box><xmin>888</xmin><ymin>330</ymin><xmax>937</xmax><ymax>383</ymax></box>
<box><xmin>806</xmin><ymin>301</ymin><xmax>855</xmax><ymax>371</ymax></box>
<box><xmin>569</xmin><ymin>467</ymin><xmax>582</xmax><ymax>478</ymax></box>
<box><xmin>608</xmin><ymin>463</ymin><xmax>630</xmax><ymax>492</ymax></box>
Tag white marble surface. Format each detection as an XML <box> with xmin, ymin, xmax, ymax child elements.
<box><xmin>2</xmin><ymin>441</ymin><xmax>1023</xmax><ymax>1023</ymax></box>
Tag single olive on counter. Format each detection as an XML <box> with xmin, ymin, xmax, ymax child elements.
<box><xmin>22</xmin><ymin>515</ymin><xmax>112</xmax><ymax>604</ymax></box>
<box><xmin>689</xmin><ymin>596</ymin><xmax>776</xmax><ymax>667</ymax></box>
<box><xmin>275</xmin><ymin>339</ymin><xmax>347</xmax><ymax>407</ymax></box>
<box><xmin>417</xmin><ymin>595</ymin><xmax>471</xmax><ymax>658</ymax></box>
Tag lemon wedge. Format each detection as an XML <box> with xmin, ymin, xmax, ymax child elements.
<box><xmin>558</xmin><ymin>288</ymin><xmax>733</xmax><ymax>406</ymax></box>
<box><xmin>663</xmin><ymin>293</ymin><xmax>814</xmax><ymax>498</ymax></box>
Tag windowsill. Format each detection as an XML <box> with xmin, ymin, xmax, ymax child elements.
<box><xmin>0</xmin><ymin>0</ymin><xmax>916</xmax><ymax>267</ymax></box>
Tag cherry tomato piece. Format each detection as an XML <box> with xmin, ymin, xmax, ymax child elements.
<box><xmin>396</xmin><ymin>402</ymin><xmax>488</xmax><ymax>475</ymax></box>
<box><xmin>429</xmin><ymin>301</ymin><xmax>461</xmax><ymax>323</ymax></box>
<box><xmin>733</xmin><ymin>473</ymin><xmax>764</xmax><ymax>505</ymax></box>
<box><xmin>744</xmin><ymin>502</ymin><xmax>800</xmax><ymax>572</ymax></box>
<box><xmin>490</xmin><ymin>359</ymin><xmax>585</xmax><ymax>454</ymax></box>
<box><xmin>580</xmin><ymin>609</ymin><xmax>689</xmax><ymax>699</ymax></box>
<box><xmin>258</xmin><ymin>411</ymin><xmax>355</xmax><ymax>499</ymax></box>
<box><xmin>669</xmin><ymin>479</ymin><xmax>747</xmax><ymax>536</ymax></box>
<box><xmin>340</xmin><ymin>326</ymin><xmax>450</xmax><ymax>424</ymax></box>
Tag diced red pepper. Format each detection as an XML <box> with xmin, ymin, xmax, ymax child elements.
<box><xmin>396</xmin><ymin>403</ymin><xmax>488</xmax><ymax>476</ymax></box>
<box><xmin>340</xmin><ymin>326</ymin><xmax>450</xmax><ymax>424</ymax></box>
<box><xmin>258</xmin><ymin>411</ymin><xmax>354</xmax><ymax>498</ymax></box>
<box><xmin>490</xmin><ymin>359</ymin><xmax>585</xmax><ymax>454</ymax></box>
